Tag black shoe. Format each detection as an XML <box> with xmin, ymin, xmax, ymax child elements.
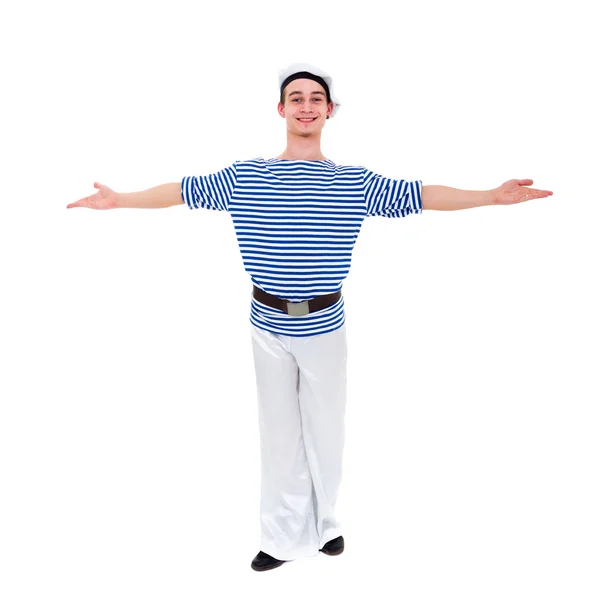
<box><xmin>251</xmin><ymin>551</ymin><xmax>287</xmax><ymax>571</ymax></box>
<box><xmin>320</xmin><ymin>536</ymin><xmax>344</xmax><ymax>556</ymax></box>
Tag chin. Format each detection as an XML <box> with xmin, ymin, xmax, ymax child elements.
<box><xmin>297</xmin><ymin>122</ymin><xmax>323</xmax><ymax>132</ymax></box>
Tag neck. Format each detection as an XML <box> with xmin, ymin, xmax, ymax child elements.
<box><xmin>277</xmin><ymin>132</ymin><xmax>326</xmax><ymax>161</ymax></box>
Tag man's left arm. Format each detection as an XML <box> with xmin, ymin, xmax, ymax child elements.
<box><xmin>422</xmin><ymin>179</ymin><xmax>553</xmax><ymax>211</ymax></box>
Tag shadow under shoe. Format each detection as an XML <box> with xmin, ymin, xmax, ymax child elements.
<box><xmin>251</xmin><ymin>551</ymin><xmax>288</xmax><ymax>572</ymax></box>
<box><xmin>319</xmin><ymin>536</ymin><xmax>345</xmax><ymax>556</ymax></box>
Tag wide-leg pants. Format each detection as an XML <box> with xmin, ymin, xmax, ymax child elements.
<box><xmin>250</xmin><ymin>323</ymin><xmax>348</xmax><ymax>561</ymax></box>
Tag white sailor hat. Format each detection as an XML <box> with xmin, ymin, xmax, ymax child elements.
<box><xmin>278</xmin><ymin>62</ymin><xmax>341</xmax><ymax>119</ymax></box>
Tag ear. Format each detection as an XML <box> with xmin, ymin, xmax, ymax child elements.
<box><xmin>326</xmin><ymin>100</ymin><xmax>334</xmax><ymax>119</ymax></box>
<box><xmin>277</xmin><ymin>101</ymin><xmax>285</xmax><ymax>118</ymax></box>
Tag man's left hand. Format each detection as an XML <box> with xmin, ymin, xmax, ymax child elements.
<box><xmin>492</xmin><ymin>179</ymin><xmax>553</xmax><ymax>205</ymax></box>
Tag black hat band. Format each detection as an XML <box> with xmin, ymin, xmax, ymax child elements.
<box><xmin>280</xmin><ymin>71</ymin><xmax>331</xmax><ymax>103</ymax></box>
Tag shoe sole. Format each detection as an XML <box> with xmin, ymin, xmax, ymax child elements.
<box><xmin>251</xmin><ymin>547</ymin><xmax>343</xmax><ymax>569</ymax></box>
<box><xmin>251</xmin><ymin>560</ymin><xmax>286</xmax><ymax>571</ymax></box>
<box><xmin>319</xmin><ymin>548</ymin><xmax>344</xmax><ymax>556</ymax></box>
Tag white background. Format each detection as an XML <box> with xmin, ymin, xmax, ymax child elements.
<box><xmin>1</xmin><ymin>0</ymin><xmax>599</xmax><ymax>598</ymax></box>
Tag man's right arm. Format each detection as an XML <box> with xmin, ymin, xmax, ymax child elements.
<box><xmin>116</xmin><ymin>183</ymin><xmax>183</xmax><ymax>209</ymax></box>
<box><xmin>67</xmin><ymin>182</ymin><xmax>183</xmax><ymax>210</ymax></box>
<box><xmin>69</xmin><ymin>162</ymin><xmax>237</xmax><ymax>211</ymax></box>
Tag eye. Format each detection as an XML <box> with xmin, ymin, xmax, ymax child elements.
<box><xmin>313</xmin><ymin>97</ymin><xmax>322</xmax><ymax>101</ymax></box>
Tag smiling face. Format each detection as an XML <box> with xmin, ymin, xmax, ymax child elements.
<box><xmin>278</xmin><ymin>78</ymin><xmax>334</xmax><ymax>136</ymax></box>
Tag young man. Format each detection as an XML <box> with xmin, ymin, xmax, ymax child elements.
<box><xmin>67</xmin><ymin>63</ymin><xmax>553</xmax><ymax>572</ymax></box>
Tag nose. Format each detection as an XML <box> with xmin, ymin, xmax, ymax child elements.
<box><xmin>300</xmin><ymin>100</ymin><xmax>312</xmax><ymax>113</ymax></box>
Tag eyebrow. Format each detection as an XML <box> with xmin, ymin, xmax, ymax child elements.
<box><xmin>288</xmin><ymin>90</ymin><xmax>326</xmax><ymax>97</ymax></box>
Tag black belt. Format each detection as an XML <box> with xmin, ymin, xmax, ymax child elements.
<box><xmin>253</xmin><ymin>285</ymin><xmax>342</xmax><ymax>316</ymax></box>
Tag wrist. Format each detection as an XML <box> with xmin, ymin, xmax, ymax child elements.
<box><xmin>114</xmin><ymin>192</ymin><xmax>126</xmax><ymax>208</ymax></box>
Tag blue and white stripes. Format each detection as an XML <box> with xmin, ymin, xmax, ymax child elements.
<box><xmin>181</xmin><ymin>158</ymin><xmax>422</xmax><ymax>337</ymax></box>
<box><xmin>181</xmin><ymin>164</ymin><xmax>236</xmax><ymax>211</ymax></box>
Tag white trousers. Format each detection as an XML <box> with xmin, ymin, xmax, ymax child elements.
<box><xmin>250</xmin><ymin>323</ymin><xmax>348</xmax><ymax>561</ymax></box>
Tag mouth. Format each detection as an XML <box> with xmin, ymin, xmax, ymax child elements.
<box><xmin>296</xmin><ymin>117</ymin><xmax>317</xmax><ymax>123</ymax></box>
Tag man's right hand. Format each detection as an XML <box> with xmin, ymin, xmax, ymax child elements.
<box><xmin>67</xmin><ymin>182</ymin><xmax>118</xmax><ymax>209</ymax></box>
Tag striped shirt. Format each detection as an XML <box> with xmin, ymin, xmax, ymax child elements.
<box><xmin>181</xmin><ymin>157</ymin><xmax>422</xmax><ymax>337</ymax></box>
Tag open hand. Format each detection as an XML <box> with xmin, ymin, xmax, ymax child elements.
<box><xmin>492</xmin><ymin>179</ymin><xmax>553</xmax><ymax>205</ymax></box>
<box><xmin>67</xmin><ymin>182</ymin><xmax>118</xmax><ymax>209</ymax></box>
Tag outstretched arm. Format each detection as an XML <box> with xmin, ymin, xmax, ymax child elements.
<box><xmin>67</xmin><ymin>182</ymin><xmax>183</xmax><ymax>209</ymax></box>
<box><xmin>422</xmin><ymin>179</ymin><xmax>553</xmax><ymax>211</ymax></box>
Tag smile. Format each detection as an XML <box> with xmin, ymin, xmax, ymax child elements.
<box><xmin>297</xmin><ymin>117</ymin><xmax>317</xmax><ymax>122</ymax></box>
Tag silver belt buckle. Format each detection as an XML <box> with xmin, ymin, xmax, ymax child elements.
<box><xmin>287</xmin><ymin>300</ymin><xmax>309</xmax><ymax>316</ymax></box>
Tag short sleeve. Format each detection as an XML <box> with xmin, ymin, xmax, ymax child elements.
<box><xmin>363</xmin><ymin>168</ymin><xmax>422</xmax><ymax>218</ymax></box>
<box><xmin>181</xmin><ymin>163</ymin><xmax>237</xmax><ymax>211</ymax></box>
